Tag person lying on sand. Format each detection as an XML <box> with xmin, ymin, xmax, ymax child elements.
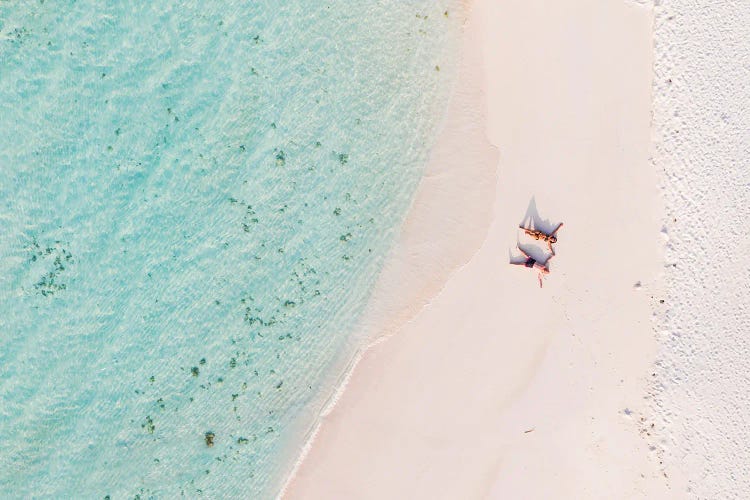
<box><xmin>519</xmin><ymin>222</ymin><xmax>564</xmax><ymax>252</ymax></box>
<box><xmin>511</xmin><ymin>247</ymin><xmax>552</xmax><ymax>287</ymax></box>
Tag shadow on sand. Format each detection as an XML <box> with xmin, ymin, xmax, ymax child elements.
<box><xmin>519</xmin><ymin>196</ymin><xmax>561</xmax><ymax>236</ymax></box>
<box><xmin>509</xmin><ymin>196</ymin><xmax>562</xmax><ymax>265</ymax></box>
<box><xmin>508</xmin><ymin>244</ymin><xmax>550</xmax><ymax>266</ymax></box>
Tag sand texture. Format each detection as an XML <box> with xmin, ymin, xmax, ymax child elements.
<box><xmin>650</xmin><ymin>1</ymin><xmax>750</xmax><ymax>497</ymax></box>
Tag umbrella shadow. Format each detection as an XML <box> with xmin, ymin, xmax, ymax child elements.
<box><xmin>508</xmin><ymin>242</ymin><xmax>550</xmax><ymax>266</ymax></box>
<box><xmin>519</xmin><ymin>196</ymin><xmax>561</xmax><ymax>236</ymax></box>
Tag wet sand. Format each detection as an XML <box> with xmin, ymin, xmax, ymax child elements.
<box><xmin>284</xmin><ymin>1</ymin><xmax>669</xmax><ymax>498</ymax></box>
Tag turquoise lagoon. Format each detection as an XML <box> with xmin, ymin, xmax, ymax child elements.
<box><xmin>0</xmin><ymin>1</ymin><xmax>461</xmax><ymax>497</ymax></box>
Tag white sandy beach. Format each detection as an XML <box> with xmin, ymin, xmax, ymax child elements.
<box><xmin>285</xmin><ymin>0</ymin><xmax>672</xmax><ymax>498</ymax></box>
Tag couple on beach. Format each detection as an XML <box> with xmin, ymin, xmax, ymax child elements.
<box><xmin>512</xmin><ymin>222</ymin><xmax>563</xmax><ymax>287</ymax></box>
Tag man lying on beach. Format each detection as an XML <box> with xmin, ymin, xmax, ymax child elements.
<box><xmin>511</xmin><ymin>247</ymin><xmax>551</xmax><ymax>287</ymax></box>
<box><xmin>519</xmin><ymin>222</ymin><xmax>564</xmax><ymax>252</ymax></box>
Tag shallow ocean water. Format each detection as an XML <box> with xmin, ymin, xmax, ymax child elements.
<box><xmin>0</xmin><ymin>1</ymin><xmax>461</xmax><ymax>497</ymax></box>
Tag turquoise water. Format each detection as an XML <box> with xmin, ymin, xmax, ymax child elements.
<box><xmin>0</xmin><ymin>0</ymin><xmax>461</xmax><ymax>497</ymax></box>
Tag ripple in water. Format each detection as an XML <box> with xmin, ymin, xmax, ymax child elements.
<box><xmin>0</xmin><ymin>0</ymin><xmax>462</xmax><ymax>497</ymax></box>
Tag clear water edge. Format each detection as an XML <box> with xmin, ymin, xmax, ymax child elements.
<box><xmin>270</xmin><ymin>6</ymin><xmax>468</xmax><ymax>496</ymax></box>
<box><xmin>0</xmin><ymin>1</ymin><xmax>464</xmax><ymax>497</ymax></box>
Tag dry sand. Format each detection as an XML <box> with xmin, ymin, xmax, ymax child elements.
<box><xmin>284</xmin><ymin>0</ymin><xmax>671</xmax><ymax>498</ymax></box>
<box><xmin>649</xmin><ymin>1</ymin><xmax>750</xmax><ymax>497</ymax></box>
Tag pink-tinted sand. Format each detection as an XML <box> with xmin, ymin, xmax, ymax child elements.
<box><xmin>283</xmin><ymin>1</ymin><xmax>672</xmax><ymax>498</ymax></box>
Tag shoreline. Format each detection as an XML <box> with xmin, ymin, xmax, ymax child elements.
<box><xmin>285</xmin><ymin>0</ymin><xmax>670</xmax><ymax>498</ymax></box>
<box><xmin>278</xmin><ymin>3</ymin><xmax>498</xmax><ymax>496</ymax></box>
